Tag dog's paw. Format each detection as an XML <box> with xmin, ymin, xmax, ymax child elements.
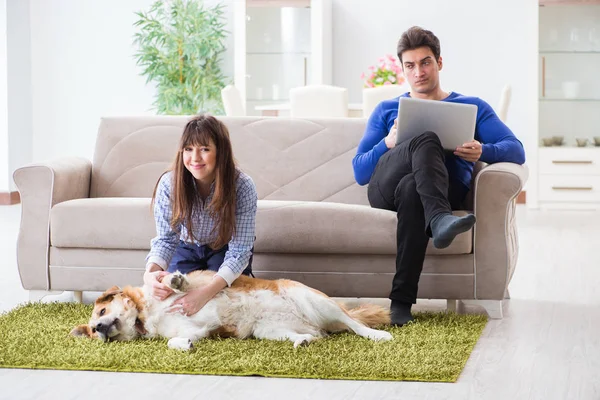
<box><xmin>366</xmin><ymin>329</ymin><xmax>393</xmax><ymax>342</ymax></box>
<box><xmin>168</xmin><ymin>337</ymin><xmax>193</xmax><ymax>351</ymax></box>
<box><xmin>293</xmin><ymin>334</ymin><xmax>316</xmax><ymax>348</ymax></box>
<box><xmin>166</xmin><ymin>272</ymin><xmax>189</xmax><ymax>293</ymax></box>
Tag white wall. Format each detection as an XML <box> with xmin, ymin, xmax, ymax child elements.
<box><xmin>22</xmin><ymin>0</ymin><xmax>537</xmax><ymax>200</ymax></box>
<box><xmin>7</xmin><ymin>0</ymin><xmax>32</xmax><ymax>191</ymax></box>
<box><xmin>332</xmin><ymin>0</ymin><xmax>538</xmax><ymax>202</ymax></box>
<box><xmin>28</xmin><ymin>0</ymin><xmax>235</xmax><ymax>163</ymax></box>
<box><xmin>30</xmin><ymin>0</ymin><xmax>155</xmax><ymax>162</ymax></box>
<box><xmin>0</xmin><ymin>0</ymin><xmax>9</xmax><ymax>192</ymax></box>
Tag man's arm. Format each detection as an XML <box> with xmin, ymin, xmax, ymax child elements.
<box><xmin>352</xmin><ymin>105</ymin><xmax>391</xmax><ymax>185</ymax></box>
<box><xmin>476</xmin><ymin>101</ymin><xmax>526</xmax><ymax>165</ymax></box>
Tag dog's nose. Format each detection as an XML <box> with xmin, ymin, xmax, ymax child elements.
<box><xmin>95</xmin><ymin>322</ymin><xmax>109</xmax><ymax>334</ymax></box>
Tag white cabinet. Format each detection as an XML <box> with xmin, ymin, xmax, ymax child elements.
<box><xmin>539</xmin><ymin>148</ymin><xmax>600</xmax><ymax>208</ymax></box>
<box><xmin>233</xmin><ymin>0</ymin><xmax>332</xmax><ymax>116</ymax></box>
<box><xmin>537</xmin><ymin>4</ymin><xmax>600</xmax><ymax>209</ymax></box>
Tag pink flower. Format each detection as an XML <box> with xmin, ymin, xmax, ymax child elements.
<box><xmin>361</xmin><ymin>55</ymin><xmax>406</xmax><ymax>86</ymax></box>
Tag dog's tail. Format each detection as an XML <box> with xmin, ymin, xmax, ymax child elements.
<box><xmin>346</xmin><ymin>304</ymin><xmax>390</xmax><ymax>327</ymax></box>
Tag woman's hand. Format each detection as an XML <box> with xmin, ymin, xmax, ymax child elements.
<box><xmin>170</xmin><ymin>275</ymin><xmax>227</xmax><ymax>316</ymax></box>
<box><xmin>143</xmin><ymin>264</ymin><xmax>174</xmax><ymax>300</ymax></box>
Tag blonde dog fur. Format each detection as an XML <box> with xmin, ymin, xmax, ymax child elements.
<box><xmin>71</xmin><ymin>270</ymin><xmax>393</xmax><ymax>350</ymax></box>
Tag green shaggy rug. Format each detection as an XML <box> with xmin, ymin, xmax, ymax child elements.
<box><xmin>0</xmin><ymin>302</ymin><xmax>487</xmax><ymax>382</ymax></box>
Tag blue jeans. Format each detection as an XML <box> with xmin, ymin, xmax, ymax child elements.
<box><xmin>167</xmin><ymin>240</ymin><xmax>254</xmax><ymax>277</ymax></box>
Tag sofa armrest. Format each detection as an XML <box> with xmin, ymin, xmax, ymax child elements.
<box><xmin>13</xmin><ymin>157</ymin><xmax>92</xmax><ymax>290</ymax></box>
<box><xmin>473</xmin><ymin>162</ymin><xmax>529</xmax><ymax>299</ymax></box>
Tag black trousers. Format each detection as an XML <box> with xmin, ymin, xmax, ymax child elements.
<box><xmin>367</xmin><ymin>131</ymin><xmax>468</xmax><ymax>304</ymax></box>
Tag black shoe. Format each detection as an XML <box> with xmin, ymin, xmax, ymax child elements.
<box><xmin>390</xmin><ymin>300</ymin><xmax>415</xmax><ymax>327</ymax></box>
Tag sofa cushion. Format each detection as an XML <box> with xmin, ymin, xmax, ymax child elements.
<box><xmin>50</xmin><ymin>198</ymin><xmax>472</xmax><ymax>255</ymax></box>
<box><xmin>255</xmin><ymin>200</ymin><xmax>472</xmax><ymax>255</ymax></box>
<box><xmin>89</xmin><ymin>117</ymin><xmax>370</xmax><ymax>206</ymax></box>
<box><xmin>51</xmin><ymin>198</ymin><xmax>156</xmax><ymax>250</ymax></box>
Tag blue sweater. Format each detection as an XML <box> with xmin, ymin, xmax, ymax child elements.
<box><xmin>352</xmin><ymin>92</ymin><xmax>526</xmax><ymax>189</ymax></box>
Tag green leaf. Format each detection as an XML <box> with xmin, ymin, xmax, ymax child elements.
<box><xmin>132</xmin><ymin>0</ymin><xmax>227</xmax><ymax>115</ymax></box>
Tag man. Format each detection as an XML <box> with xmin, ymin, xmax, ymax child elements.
<box><xmin>352</xmin><ymin>26</ymin><xmax>525</xmax><ymax>327</ymax></box>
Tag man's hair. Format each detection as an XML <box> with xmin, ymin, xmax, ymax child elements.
<box><xmin>396</xmin><ymin>26</ymin><xmax>441</xmax><ymax>63</ymax></box>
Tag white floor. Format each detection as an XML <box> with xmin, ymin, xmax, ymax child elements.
<box><xmin>0</xmin><ymin>204</ymin><xmax>599</xmax><ymax>400</ymax></box>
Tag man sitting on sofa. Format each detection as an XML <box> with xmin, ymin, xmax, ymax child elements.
<box><xmin>352</xmin><ymin>26</ymin><xmax>526</xmax><ymax>327</ymax></box>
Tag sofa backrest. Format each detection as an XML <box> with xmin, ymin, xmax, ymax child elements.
<box><xmin>90</xmin><ymin>116</ymin><xmax>369</xmax><ymax>206</ymax></box>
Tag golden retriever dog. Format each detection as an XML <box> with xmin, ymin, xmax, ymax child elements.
<box><xmin>71</xmin><ymin>270</ymin><xmax>393</xmax><ymax>350</ymax></box>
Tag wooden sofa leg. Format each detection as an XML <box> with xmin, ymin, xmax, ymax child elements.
<box><xmin>460</xmin><ymin>300</ymin><xmax>504</xmax><ymax>319</ymax></box>
<box><xmin>29</xmin><ymin>290</ymin><xmax>83</xmax><ymax>304</ymax></box>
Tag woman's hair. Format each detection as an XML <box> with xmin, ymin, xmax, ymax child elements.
<box><xmin>396</xmin><ymin>26</ymin><xmax>441</xmax><ymax>63</ymax></box>
<box><xmin>153</xmin><ymin>114</ymin><xmax>238</xmax><ymax>250</ymax></box>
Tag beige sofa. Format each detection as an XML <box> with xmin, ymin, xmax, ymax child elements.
<box><xmin>14</xmin><ymin>116</ymin><xmax>528</xmax><ymax>318</ymax></box>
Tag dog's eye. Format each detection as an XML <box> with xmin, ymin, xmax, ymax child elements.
<box><xmin>91</xmin><ymin>327</ymin><xmax>96</xmax><ymax>333</ymax></box>
<box><xmin>99</xmin><ymin>308</ymin><xmax>106</xmax><ymax>316</ymax></box>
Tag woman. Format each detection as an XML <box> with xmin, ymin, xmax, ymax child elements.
<box><xmin>144</xmin><ymin>114</ymin><xmax>258</xmax><ymax>316</ymax></box>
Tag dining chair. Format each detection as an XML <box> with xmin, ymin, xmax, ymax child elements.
<box><xmin>289</xmin><ymin>85</ymin><xmax>348</xmax><ymax>118</ymax></box>
<box><xmin>221</xmin><ymin>85</ymin><xmax>246</xmax><ymax>116</ymax></box>
<box><xmin>497</xmin><ymin>84</ymin><xmax>512</xmax><ymax>122</ymax></box>
<box><xmin>362</xmin><ymin>85</ymin><xmax>406</xmax><ymax>118</ymax></box>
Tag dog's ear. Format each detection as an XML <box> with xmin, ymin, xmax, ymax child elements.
<box><xmin>96</xmin><ymin>286</ymin><xmax>122</xmax><ymax>304</ymax></box>
<box><xmin>70</xmin><ymin>324</ymin><xmax>97</xmax><ymax>338</ymax></box>
<box><xmin>122</xmin><ymin>286</ymin><xmax>145</xmax><ymax>312</ymax></box>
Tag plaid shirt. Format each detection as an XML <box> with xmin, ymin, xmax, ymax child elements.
<box><xmin>146</xmin><ymin>170</ymin><xmax>258</xmax><ymax>286</ymax></box>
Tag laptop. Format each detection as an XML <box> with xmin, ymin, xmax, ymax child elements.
<box><xmin>395</xmin><ymin>97</ymin><xmax>478</xmax><ymax>150</ymax></box>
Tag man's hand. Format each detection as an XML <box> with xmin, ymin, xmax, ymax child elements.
<box><xmin>143</xmin><ymin>263</ymin><xmax>174</xmax><ymax>300</ymax></box>
<box><xmin>169</xmin><ymin>275</ymin><xmax>227</xmax><ymax>316</ymax></box>
<box><xmin>384</xmin><ymin>118</ymin><xmax>398</xmax><ymax>149</ymax></box>
<box><xmin>454</xmin><ymin>140</ymin><xmax>482</xmax><ymax>162</ymax></box>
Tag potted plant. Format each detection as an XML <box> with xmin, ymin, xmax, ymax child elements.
<box><xmin>133</xmin><ymin>0</ymin><xmax>228</xmax><ymax>115</ymax></box>
<box><xmin>361</xmin><ymin>54</ymin><xmax>405</xmax><ymax>88</ymax></box>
